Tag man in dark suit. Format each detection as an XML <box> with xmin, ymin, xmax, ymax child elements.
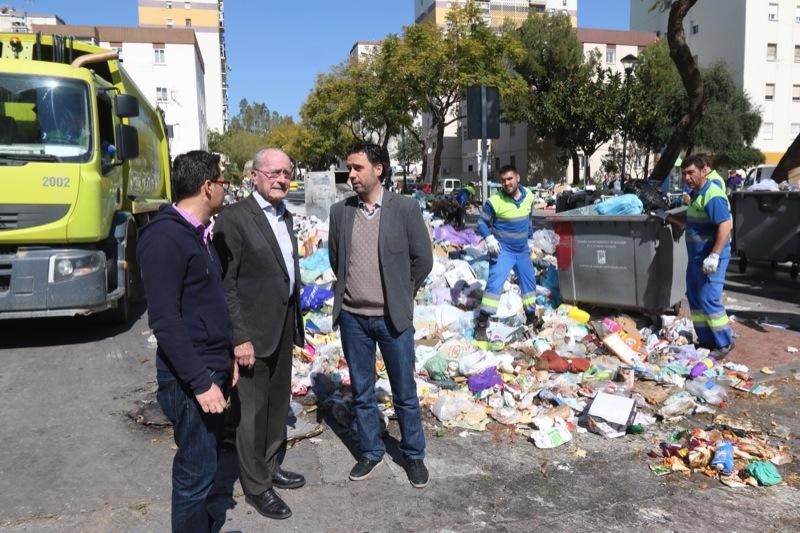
<box><xmin>213</xmin><ymin>148</ymin><xmax>305</xmax><ymax>520</ymax></box>
<box><xmin>329</xmin><ymin>142</ymin><xmax>433</xmax><ymax>488</ymax></box>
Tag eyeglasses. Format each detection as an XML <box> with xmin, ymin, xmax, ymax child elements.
<box><xmin>254</xmin><ymin>167</ymin><xmax>292</xmax><ymax>180</ymax></box>
<box><xmin>209</xmin><ymin>178</ymin><xmax>229</xmax><ymax>186</ymax></box>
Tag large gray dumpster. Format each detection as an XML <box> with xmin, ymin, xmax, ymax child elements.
<box><xmin>545</xmin><ymin>208</ymin><xmax>687</xmax><ymax>314</ymax></box>
<box><xmin>731</xmin><ymin>191</ymin><xmax>800</xmax><ymax>279</ymax></box>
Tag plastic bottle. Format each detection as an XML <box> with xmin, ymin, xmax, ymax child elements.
<box><xmin>685</xmin><ymin>378</ymin><xmax>728</xmax><ymax>406</ymax></box>
<box><xmin>690</xmin><ymin>357</ymin><xmax>716</xmax><ymax>379</ymax></box>
<box><xmin>557</xmin><ymin>304</ymin><xmax>590</xmax><ymax>324</ymax></box>
<box><xmin>710</xmin><ymin>441</ymin><xmax>734</xmax><ymax>475</ymax></box>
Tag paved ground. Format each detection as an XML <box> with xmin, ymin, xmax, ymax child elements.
<box><xmin>1</xmin><ymin>202</ymin><xmax>799</xmax><ymax>532</ymax></box>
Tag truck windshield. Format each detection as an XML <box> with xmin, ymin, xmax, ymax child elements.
<box><xmin>0</xmin><ymin>74</ymin><xmax>91</xmax><ymax>163</ymax></box>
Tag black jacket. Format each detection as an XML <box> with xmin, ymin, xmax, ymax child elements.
<box><xmin>137</xmin><ymin>204</ymin><xmax>232</xmax><ymax>395</ymax></box>
<box><xmin>328</xmin><ymin>191</ymin><xmax>433</xmax><ymax>332</ymax></box>
<box><xmin>213</xmin><ymin>195</ymin><xmax>304</xmax><ymax>356</ymax></box>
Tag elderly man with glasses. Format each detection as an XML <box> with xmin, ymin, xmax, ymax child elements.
<box><xmin>213</xmin><ymin>148</ymin><xmax>305</xmax><ymax>521</ymax></box>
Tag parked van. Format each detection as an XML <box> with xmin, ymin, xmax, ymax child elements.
<box><xmin>441</xmin><ymin>178</ymin><xmax>462</xmax><ymax>195</ymax></box>
<box><xmin>744</xmin><ymin>165</ymin><xmax>776</xmax><ymax>188</ymax></box>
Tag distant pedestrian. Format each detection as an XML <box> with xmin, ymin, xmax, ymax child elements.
<box><xmin>137</xmin><ymin>150</ymin><xmax>234</xmax><ymax>533</ymax></box>
<box><xmin>726</xmin><ymin>169</ymin><xmax>743</xmax><ymax>191</ymax></box>
<box><xmin>213</xmin><ymin>148</ymin><xmax>306</xmax><ymax>521</ymax></box>
<box><xmin>328</xmin><ymin>141</ymin><xmax>433</xmax><ymax>488</ymax></box>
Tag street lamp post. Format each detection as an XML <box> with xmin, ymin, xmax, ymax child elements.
<box><xmin>620</xmin><ymin>53</ymin><xmax>638</xmax><ymax>186</ymax></box>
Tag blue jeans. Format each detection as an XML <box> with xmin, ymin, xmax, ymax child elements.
<box><xmin>157</xmin><ymin>369</ymin><xmax>228</xmax><ymax>533</ymax></box>
<box><xmin>338</xmin><ymin>311</ymin><xmax>425</xmax><ymax>461</ymax></box>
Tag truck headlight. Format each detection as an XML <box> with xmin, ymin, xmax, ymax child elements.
<box><xmin>51</xmin><ymin>252</ymin><xmax>103</xmax><ymax>283</ymax></box>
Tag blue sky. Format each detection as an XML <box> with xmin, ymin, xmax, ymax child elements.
<box><xmin>7</xmin><ymin>0</ymin><xmax>630</xmax><ymax>119</ymax></box>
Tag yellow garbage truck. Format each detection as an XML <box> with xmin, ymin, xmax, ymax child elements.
<box><xmin>0</xmin><ymin>34</ymin><xmax>171</xmax><ymax>322</ymax></box>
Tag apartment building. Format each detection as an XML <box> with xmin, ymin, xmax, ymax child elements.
<box><xmin>138</xmin><ymin>0</ymin><xmax>228</xmax><ymax>133</ymax></box>
<box><xmin>414</xmin><ymin>0</ymin><xmax>577</xmax><ymax>27</ymax></box>
<box><xmin>630</xmin><ymin>0</ymin><xmax>800</xmax><ymax>163</ymax></box>
<box><xmin>0</xmin><ymin>8</ymin><xmax>63</xmax><ymax>33</ymax></box>
<box><xmin>33</xmin><ymin>24</ymin><xmax>208</xmax><ymax>157</ymax></box>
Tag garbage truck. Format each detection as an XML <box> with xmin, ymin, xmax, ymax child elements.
<box><xmin>0</xmin><ymin>33</ymin><xmax>172</xmax><ymax>323</ymax></box>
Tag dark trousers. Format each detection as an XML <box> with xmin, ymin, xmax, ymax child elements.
<box><xmin>157</xmin><ymin>369</ymin><xmax>229</xmax><ymax>533</ymax></box>
<box><xmin>234</xmin><ymin>300</ymin><xmax>295</xmax><ymax>495</ymax></box>
<box><xmin>338</xmin><ymin>310</ymin><xmax>425</xmax><ymax>461</ymax></box>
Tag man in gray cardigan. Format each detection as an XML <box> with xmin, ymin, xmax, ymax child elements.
<box><xmin>328</xmin><ymin>142</ymin><xmax>433</xmax><ymax>488</ymax></box>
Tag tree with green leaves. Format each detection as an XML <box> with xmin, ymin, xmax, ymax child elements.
<box><xmin>385</xmin><ymin>1</ymin><xmax>524</xmax><ymax>192</ymax></box>
<box><xmin>537</xmin><ymin>58</ymin><xmax>625</xmax><ymax>184</ymax></box>
<box><xmin>506</xmin><ymin>12</ymin><xmax>594</xmax><ymax>183</ymax></box>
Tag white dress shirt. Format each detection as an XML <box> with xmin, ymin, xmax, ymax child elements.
<box><xmin>253</xmin><ymin>190</ymin><xmax>295</xmax><ymax>296</ymax></box>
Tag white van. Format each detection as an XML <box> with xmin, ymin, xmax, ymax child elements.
<box><xmin>441</xmin><ymin>178</ymin><xmax>462</xmax><ymax>195</ymax></box>
<box><xmin>744</xmin><ymin>165</ymin><xmax>776</xmax><ymax>188</ymax></box>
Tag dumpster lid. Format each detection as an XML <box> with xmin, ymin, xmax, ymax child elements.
<box><xmin>544</xmin><ymin>206</ymin><xmax>686</xmax><ymax>223</ymax></box>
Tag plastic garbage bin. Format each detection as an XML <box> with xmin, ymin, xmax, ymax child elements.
<box><xmin>731</xmin><ymin>191</ymin><xmax>800</xmax><ymax>279</ymax></box>
<box><xmin>545</xmin><ymin>207</ymin><xmax>687</xmax><ymax>315</ymax></box>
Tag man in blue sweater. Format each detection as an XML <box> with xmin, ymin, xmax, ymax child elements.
<box><xmin>137</xmin><ymin>150</ymin><xmax>235</xmax><ymax>533</ymax></box>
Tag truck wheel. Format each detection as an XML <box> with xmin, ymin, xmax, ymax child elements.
<box><xmin>737</xmin><ymin>256</ymin><xmax>747</xmax><ymax>274</ymax></box>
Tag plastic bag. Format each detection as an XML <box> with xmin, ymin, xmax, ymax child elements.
<box><xmin>430</xmin><ymin>395</ymin><xmax>475</xmax><ymax>422</ymax></box>
<box><xmin>744</xmin><ymin>461</ymin><xmax>782</xmax><ymax>486</ymax></box>
<box><xmin>531</xmin><ymin>229</ymin><xmax>560</xmax><ymax>255</ymax></box>
<box><xmin>622</xmin><ymin>179</ymin><xmax>668</xmax><ymax>211</ymax></box>
<box><xmin>424</xmin><ymin>355</ymin><xmax>449</xmax><ymax>381</ymax></box>
<box><xmin>300</xmin><ymin>285</ymin><xmax>334</xmax><ymax>312</ymax></box>
<box><xmin>594</xmin><ymin>194</ymin><xmax>644</xmax><ymax>216</ymax></box>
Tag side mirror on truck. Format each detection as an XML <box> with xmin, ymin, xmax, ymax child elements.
<box><xmin>115</xmin><ymin>124</ymin><xmax>139</xmax><ymax>160</ymax></box>
<box><xmin>115</xmin><ymin>94</ymin><xmax>139</xmax><ymax>118</ymax></box>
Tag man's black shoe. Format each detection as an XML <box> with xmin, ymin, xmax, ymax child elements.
<box><xmin>272</xmin><ymin>468</ymin><xmax>305</xmax><ymax>489</ymax></box>
<box><xmin>474</xmin><ymin>318</ymin><xmax>489</xmax><ymax>342</ymax></box>
<box><xmin>349</xmin><ymin>457</ymin><xmax>381</xmax><ymax>481</ymax></box>
<box><xmin>403</xmin><ymin>458</ymin><xmax>429</xmax><ymax>488</ymax></box>
<box><xmin>244</xmin><ymin>488</ymin><xmax>292</xmax><ymax>520</ymax></box>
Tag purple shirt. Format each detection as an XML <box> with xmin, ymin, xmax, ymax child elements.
<box><xmin>172</xmin><ymin>204</ymin><xmax>211</xmax><ymax>245</ymax></box>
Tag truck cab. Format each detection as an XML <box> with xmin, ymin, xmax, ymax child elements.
<box><xmin>0</xmin><ymin>34</ymin><xmax>171</xmax><ymax>322</ymax></box>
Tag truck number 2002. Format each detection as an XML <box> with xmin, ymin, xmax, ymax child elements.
<box><xmin>42</xmin><ymin>177</ymin><xmax>71</xmax><ymax>187</ymax></box>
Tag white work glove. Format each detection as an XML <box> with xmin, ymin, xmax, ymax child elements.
<box><xmin>485</xmin><ymin>235</ymin><xmax>501</xmax><ymax>256</ymax></box>
<box><xmin>703</xmin><ymin>252</ymin><xmax>720</xmax><ymax>275</ymax></box>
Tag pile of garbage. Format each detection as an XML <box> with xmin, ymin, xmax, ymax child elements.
<box><xmin>650</xmin><ymin>422</ymin><xmax>791</xmax><ymax>488</ymax></box>
<box><xmin>290</xmin><ymin>213</ymin><xmax>792</xmax><ymax>489</ymax></box>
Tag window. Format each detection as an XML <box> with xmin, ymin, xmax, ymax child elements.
<box><xmin>468</xmin><ymin>164</ymin><xmax>473</xmax><ymax>172</ymax></box>
<box><xmin>792</xmin><ymin>123</ymin><xmax>800</xmax><ymax>138</ymax></box>
<box><xmin>153</xmin><ymin>44</ymin><xmax>165</xmax><ymax>64</ymax></box>
<box><xmin>185</xmin><ymin>18</ymin><xmax>192</xmax><ymax>26</ymax></box>
<box><xmin>765</xmin><ymin>83</ymin><xmax>775</xmax><ymax>100</ymax></box>
<box><xmin>165</xmin><ymin>0</ymin><xmax>172</xmax><ymax>7</ymax></box>
<box><xmin>767</xmin><ymin>43</ymin><xmax>777</xmax><ymax>61</ymax></box>
<box><xmin>794</xmin><ymin>84</ymin><xmax>800</xmax><ymax>101</ymax></box>
<box><xmin>495</xmin><ymin>157</ymin><xmax>500</xmax><ymax>171</ymax></box>
<box><xmin>690</xmin><ymin>21</ymin><xmax>699</xmax><ymax>34</ymax></box>
<box><xmin>509</xmin><ymin>123</ymin><xmax>516</xmax><ymax>137</ymax></box>
<box><xmin>796</xmin><ymin>4</ymin><xmax>800</xmax><ymax>23</ymax></box>
<box><xmin>606</xmin><ymin>45</ymin><xmax>616</xmax><ymax>65</ymax></box>
<box><xmin>795</xmin><ymin>45</ymin><xmax>800</xmax><ymax>62</ymax></box>
<box><xmin>156</xmin><ymin>87</ymin><xmax>168</xmax><ymax>103</ymax></box>
<box><xmin>768</xmin><ymin>2</ymin><xmax>779</xmax><ymax>21</ymax></box>
<box><xmin>110</xmin><ymin>41</ymin><xmax>122</xmax><ymax>59</ymax></box>
<box><xmin>166</xmin><ymin>17</ymin><xmax>173</xmax><ymax>27</ymax></box>
<box><xmin>510</xmin><ymin>155</ymin><xmax>516</xmax><ymax>168</ymax></box>
<box><xmin>761</xmin><ymin>122</ymin><xmax>774</xmax><ymax>140</ymax></box>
